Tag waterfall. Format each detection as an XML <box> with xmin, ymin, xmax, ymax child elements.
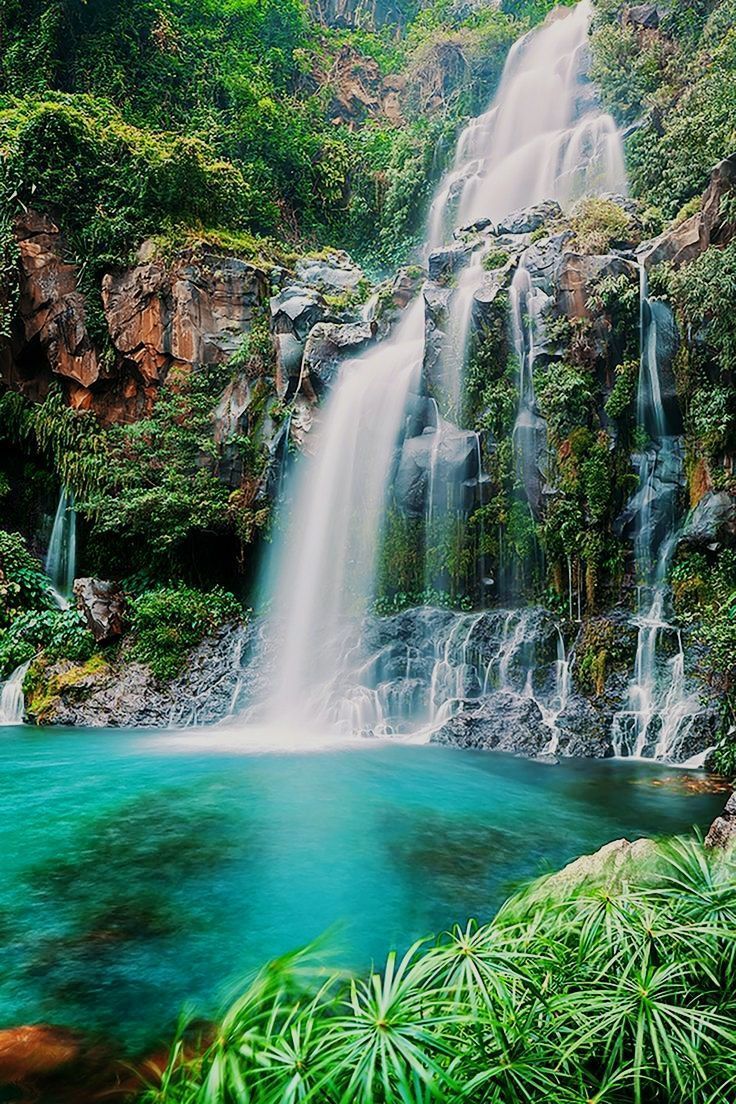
<box><xmin>427</xmin><ymin>0</ymin><xmax>625</xmax><ymax>599</ymax></box>
<box><xmin>613</xmin><ymin>267</ymin><xmax>703</xmax><ymax>761</ymax></box>
<box><xmin>260</xmin><ymin>299</ymin><xmax>425</xmax><ymax>725</ymax></box>
<box><xmin>46</xmin><ymin>487</ymin><xmax>77</xmax><ymax>607</ymax></box>
<box><xmin>427</xmin><ymin>0</ymin><xmax>625</xmax><ymax>248</ymax></box>
<box><xmin>0</xmin><ymin>661</ymin><xmax>30</xmax><ymax>725</ymax></box>
<box><xmin>250</xmin><ymin>1</ymin><xmax>624</xmax><ymax>735</ymax></box>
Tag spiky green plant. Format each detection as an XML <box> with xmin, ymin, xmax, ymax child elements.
<box><xmin>139</xmin><ymin>837</ymin><xmax>736</xmax><ymax>1104</ymax></box>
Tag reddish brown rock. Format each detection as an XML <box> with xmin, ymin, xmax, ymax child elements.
<box><xmin>74</xmin><ymin>578</ymin><xmax>127</xmax><ymax>645</ymax></box>
<box><xmin>14</xmin><ymin>212</ymin><xmax>99</xmax><ymax>388</ymax></box>
<box><xmin>102</xmin><ymin>250</ymin><xmax>269</xmax><ymax>388</ymax></box>
<box><xmin>556</xmin><ymin>253</ymin><xmax>637</xmax><ymax>320</ymax></box>
<box><xmin>0</xmin><ymin>1024</ymin><xmax>81</xmax><ymax>1084</ymax></box>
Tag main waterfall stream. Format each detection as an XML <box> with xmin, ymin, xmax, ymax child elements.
<box><xmin>252</xmin><ymin>0</ymin><xmax>627</xmax><ymax>741</ymax></box>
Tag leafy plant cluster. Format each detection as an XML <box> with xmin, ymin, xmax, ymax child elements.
<box><xmin>0</xmin><ymin>528</ymin><xmax>54</xmax><ymax>628</ymax></box>
<box><xmin>0</xmin><ymin>606</ymin><xmax>95</xmax><ymax>679</ymax></box>
<box><xmin>140</xmin><ymin>836</ymin><xmax>736</xmax><ymax>1104</ymax></box>
<box><xmin>129</xmin><ymin>585</ymin><xmax>242</xmax><ymax>681</ymax></box>
<box><xmin>591</xmin><ymin>0</ymin><xmax>736</xmax><ymax>221</ymax></box>
<box><xmin>0</xmin><ymin>0</ymin><xmax>556</xmax><ymax>272</ymax></box>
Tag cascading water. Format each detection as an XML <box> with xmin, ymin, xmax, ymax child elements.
<box><xmin>46</xmin><ymin>487</ymin><xmax>77</xmax><ymax>606</ymax></box>
<box><xmin>613</xmin><ymin>267</ymin><xmax>705</xmax><ymax>761</ymax></box>
<box><xmin>425</xmin><ymin>0</ymin><xmax>625</xmax><ymax>599</ymax></box>
<box><xmin>259</xmin><ymin>299</ymin><xmax>425</xmax><ymax>726</ymax></box>
<box><xmin>427</xmin><ymin>0</ymin><xmax>625</xmax><ymax>248</ymax></box>
<box><xmin>0</xmin><ymin>660</ymin><xmax>29</xmax><ymax>726</ymax></box>
<box><xmin>249</xmin><ymin>1</ymin><xmax>624</xmax><ymax>738</ymax></box>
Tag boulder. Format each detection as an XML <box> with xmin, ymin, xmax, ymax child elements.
<box><xmin>541</xmin><ymin>838</ymin><xmax>659</xmax><ymax>895</ymax></box>
<box><xmin>274</xmin><ymin>331</ymin><xmax>305</xmax><ymax>398</ymax></box>
<box><xmin>428</xmin><ymin>240</ymin><xmax>476</xmax><ymax>281</ymax></box>
<box><xmin>681</xmin><ymin>490</ymin><xmax>736</xmax><ymax>550</ymax></box>
<box><xmin>495</xmin><ymin>200</ymin><xmax>562</xmax><ymax>236</ymax></box>
<box><xmin>302</xmin><ymin>320</ymin><xmax>375</xmax><ymax>395</ymax></box>
<box><xmin>269</xmin><ymin>285</ymin><xmax>327</xmax><ymax>342</ymax></box>
<box><xmin>296</xmin><ymin>250</ymin><xmax>364</xmax><ymax>293</ymax></box>
<box><xmin>705</xmin><ymin>791</ymin><xmax>736</xmax><ymax>849</ymax></box>
<box><xmin>430</xmin><ymin>690</ymin><xmax>551</xmax><ymax>755</ymax></box>
<box><xmin>73</xmin><ymin>579</ymin><xmax>127</xmax><ymax>645</ymax></box>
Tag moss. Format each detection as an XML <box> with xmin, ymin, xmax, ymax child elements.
<box><xmin>25</xmin><ymin>653</ymin><xmax>109</xmax><ymax>723</ymax></box>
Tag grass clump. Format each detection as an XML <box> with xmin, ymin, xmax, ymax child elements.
<box><xmin>140</xmin><ymin>836</ymin><xmax>736</xmax><ymax>1104</ymax></box>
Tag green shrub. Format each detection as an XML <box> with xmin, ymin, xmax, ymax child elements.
<box><xmin>0</xmin><ymin>529</ymin><xmax>54</xmax><ymax>628</ymax></box>
<box><xmin>0</xmin><ymin>607</ymin><xmax>95</xmax><ymax>677</ymax></box>
<box><xmin>570</xmin><ymin>196</ymin><xmax>638</xmax><ymax>254</ymax></box>
<box><xmin>129</xmin><ymin>585</ymin><xmax>242</xmax><ymax>681</ymax></box>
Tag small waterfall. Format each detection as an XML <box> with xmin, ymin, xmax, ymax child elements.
<box><xmin>427</xmin><ymin>0</ymin><xmax>626</xmax><ymax>248</ymax></box>
<box><xmin>613</xmin><ymin>267</ymin><xmax>702</xmax><ymax>760</ymax></box>
<box><xmin>46</xmin><ymin>487</ymin><xmax>77</xmax><ymax>606</ymax></box>
<box><xmin>0</xmin><ymin>661</ymin><xmax>30</xmax><ymax>725</ymax></box>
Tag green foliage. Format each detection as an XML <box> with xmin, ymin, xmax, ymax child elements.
<box><xmin>674</xmin><ymin>243</ymin><xmax>736</xmax><ymax>374</ymax></box>
<box><xmin>482</xmin><ymin>248</ymin><xmax>510</xmax><ymax>270</ymax></box>
<box><xmin>592</xmin><ymin>0</ymin><xmax>736</xmax><ymax>219</ymax></box>
<box><xmin>129</xmin><ymin>585</ymin><xmax>242</xmax><ymax>681</ymax></box>
<box><xmin>141</xmin><ymin>836</ymin><xmax>736</xmax><ymax>1104</ymax></box>
<box><xmin>570</xmin><ymin>196</ymin><xmax>639</xmax><ymax>254</ymax></box>
<box><xmin>0</xmin><ymin>529</ymin><xmax>54</xmax><ymax>628</ymax></box>
<box><xmin>605</xmin><ymin>359</ymin><xmax>638</xmax><ymax>420</ymax></box>
<box><xmin>535</xmin><ymin>362</ymin><xmax>592</xmax><ymax>439</ymax></box>
<box><xmin>0</xmin><ymin>607</ymin><xmax>95</xmax><ymax>678</ymax></box>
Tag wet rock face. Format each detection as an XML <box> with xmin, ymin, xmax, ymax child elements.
<box><xmin>73</xmin><ymin>578</ymin><xmax>127</xmax><ymax>645</ymax></box>
<box><xmin>303</xmin><ymin>320</ymin><xmax>376</xmax><ymax>395</ymax></box>
<box><xmin>430</xmin><ymin>691</ymin><xmax>551</xmax><ymax>755</ymax></box>
<box><xmin>14</xmin><ymin>211</ymin><xmax>99</xmax><ymax>390</ymax></box>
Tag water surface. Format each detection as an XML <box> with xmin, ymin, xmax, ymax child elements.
<box><xmin>0</xmin><ymin>725</ymin><xmax>722</xmax><ymax>1048</ymax></box>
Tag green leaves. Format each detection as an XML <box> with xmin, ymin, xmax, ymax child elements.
<box><xmin>129</xmin><ymin>585</ymin><xmax>242</xmax><ymax>680</ymax></box>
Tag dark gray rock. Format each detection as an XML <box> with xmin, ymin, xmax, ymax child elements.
<box><xmin>38</xmin><ymin>623</ymin><xmax>251</xmax><ymax>727</ymax></box>
<box><xmin>555</xmin><ymin>695</ymin><xmax>614</xmax><ymax>758</ymax></box>
<box><xmin>627</xmin><ymin>3</ymin><xmax>661</xmax><ymax>29</ymax></box>
<box><xmin>495</xmin><ymin>200</ymin><xmax>562</xmax><ymax>236</ymax></box>
<box><xmin>428</xmin><ymin>240</ymin><xmax>475</xmax><ymax>280</ymax></box>
<box><xmin>295</xmin><ymin>251</ymin><xmax>364</xmax><ymax>293</ymax></box>
<box><xmin>303</xmin><ymin>320</ymin><xmax>375</xmax><ymax>395</ymax></box>
<box><xmin>430</xmin><ymin>691</ymin><xmax>551</xmax><ymax>754</ymax></box>
<box><xmin>73</xmin><ymin>578</ymin><xmax>127</xmax><ymax>645</ymax></box>
<box><xmin>681</xmin><ymin>491</ymin><xmax>736</xmax><ymax>550</ymax></box>
<box><xmin>270</xmin><ymin>285</ymin><xmax>327</xmax><ymax>342</ymax></box>
<box><xmin>395</xmin><ymin>421</ymin><xmax>479</xmax><ymax>517</ymax></box>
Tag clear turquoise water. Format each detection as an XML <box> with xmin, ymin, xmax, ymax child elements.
<box><xmin>0</xmin><ymin>724</ymin><xmax>723</xmax><ymax>1049</ymax></box>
